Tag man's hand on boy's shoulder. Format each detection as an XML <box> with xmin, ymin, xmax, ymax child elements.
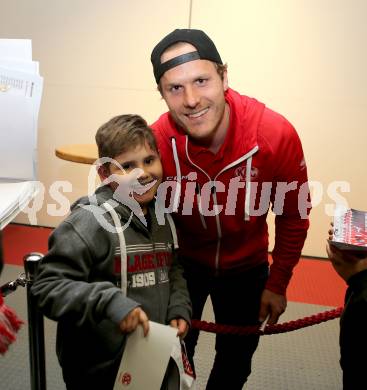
<box><xmin>170</xmin><ymin>318</ymin><xmax>189</xmax><ymax>338</ymax></box>
<box><xmin>119</xmin><ymin>307</ymin><xmax>149</xmax><ymax>336</ymax></box>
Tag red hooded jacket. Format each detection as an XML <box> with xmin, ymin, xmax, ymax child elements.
<box><xmin>151</xmin><ymin>88</ymin><xmax>310</xmax><ymax>295</ymax></box>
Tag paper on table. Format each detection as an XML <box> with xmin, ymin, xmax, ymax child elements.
<box><xmin>0</xmin><ymin>94</ymin><xmax>37</xmax><ymax>180</ymax></box>
<box><xmin>0</xmin><ymin>67</ymin><xmax>43</xmax><ymax>181</ymax></box>
<box><xmin>113</xmin><ymin>321</ymin><xmax>177</xmax><ymax>390</ymax></box>
<box><xmin>0</xmin><ymin>66</ymin><xmax>43</xmax><ymax>113</ymax></box>
<box><xmin>0</xmin><ymin>58</ymin><xmax>39</xmax><ymax>74</ymax></box>
<box><xmin>0</xmin><ymin>181</ymin><xmax>38</xmax><ymax>229</ymax></box>
<box><xmin>0</xmin><ymin>39</ymin><xmax>32</xmax><ymax>61</ymax></box>
<box><xmin>0</xmin><ymin>39</ymin><xmax>43</xmax><ymax>182</ymax></box>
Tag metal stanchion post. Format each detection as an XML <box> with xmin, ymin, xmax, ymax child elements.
<box><xmin>24</xmin><ymin>252</ymin><xmax>46</xmax><ymax>390</ymax></box>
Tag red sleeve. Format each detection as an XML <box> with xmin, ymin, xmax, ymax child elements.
<box><xmin>264</xmin><ymin>116</ymin><xmax>311</xmax><ymax>295</ymax></box>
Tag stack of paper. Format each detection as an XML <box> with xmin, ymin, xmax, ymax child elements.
<box><xmin>332</xmin><ymin>206</ymin><xmax>367</xmax><ymax>251</ymax></box>
<box><xmin>0</xmin><ymin>181</ymin><xmax>38</xmax><ymax>230</ymax></box>
<box><xmin>0</xmin><ymin>39</ymin><xmax>43</xmax><ymax>181</ymax></box>
<box><xmin>0</xmin><ymin>39</ymin><xmax>43</xmax><ymax>228</ymax></box>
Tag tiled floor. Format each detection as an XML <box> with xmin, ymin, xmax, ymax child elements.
<box><xmin>1</xmin><ymin>263</ymin><xmax>343</xmax><ymax>390</ymax></box>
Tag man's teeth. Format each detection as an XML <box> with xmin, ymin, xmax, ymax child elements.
<box><xmin>188</xmin><ymin>108</ymin><xmax>208</xmax><ymax>118</ymax></box>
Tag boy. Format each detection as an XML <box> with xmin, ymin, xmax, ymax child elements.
<box><xmin>32</xmin><ymin>114</ymin><xmax>192</xmax><ymax>389</ymax></box>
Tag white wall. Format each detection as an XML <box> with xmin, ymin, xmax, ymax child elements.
<box><xmin>1</xmin><ymin>0</ymin><xmax>366</xmax><ymax>257</ymax></box>
<box><xmin>192</xmin><ymin>0</ymin><xmax>367</xmax><ymax>256</ymax></box>
<box><xmin>0</xmin><ymin>0</ymin><xmax>190</xmax><ymax>226</ymax></box>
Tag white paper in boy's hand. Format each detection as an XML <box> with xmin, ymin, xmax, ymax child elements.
<box><xmin>113</xmin><ymin>321</ymin><xmax>177</xmax><ymax>390</ymax></box>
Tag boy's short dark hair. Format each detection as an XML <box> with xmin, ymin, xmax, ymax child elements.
<box><xmin>95</xmin><ymin>114</ymin><xmax>158</xmax><ymax>160</ymax></box>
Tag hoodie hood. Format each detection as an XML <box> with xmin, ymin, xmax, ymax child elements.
<box><xmin>71</xmin><ymin>184</ymin><xmax>148</xmax><ymax>228</ymax></box>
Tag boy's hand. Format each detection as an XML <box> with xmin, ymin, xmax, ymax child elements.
<box><xmin>170</xmin><ymin>318</ymin><xmax>189</xmax><ymax>338</ymax></box>
<box><xmin>119</xmin><ymin>307</ymin><xmax>149</xmax><ymax>336</ymax></box>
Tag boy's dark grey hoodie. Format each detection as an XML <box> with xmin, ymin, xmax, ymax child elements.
<box><xmin>31</xmin><ymin>185</ymin><xmax>191</xmax><ymax>389</ymax></box>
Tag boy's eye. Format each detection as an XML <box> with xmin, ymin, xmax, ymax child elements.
<box><xmin>121</xmin><ymin>163</ymin><xmax>131</xmax><ymax>171</ymax></box>
<box><xmin>145</xmin><ymin>156</ymin><xmax>155</xmax><ymax>165</ymax></box>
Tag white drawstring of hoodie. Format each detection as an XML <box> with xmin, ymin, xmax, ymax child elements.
<box><xmin>170</xmin><ymin>136</ymin><xmax>256</xmax><ymax>224</ymax></box>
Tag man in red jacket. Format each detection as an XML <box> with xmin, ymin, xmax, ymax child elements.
<box><xmin>150</xmin><ymin>29</ymin><xmax>311</xmax><ymax>389</ymax></box>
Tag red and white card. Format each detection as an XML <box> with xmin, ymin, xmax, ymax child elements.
<box><xmin>113</xmin><ymin>321</ymin><xmax>177</xmax><ymax>390</ymax></box>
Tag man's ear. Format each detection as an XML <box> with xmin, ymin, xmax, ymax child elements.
<box><xmin>222</xmin><ymin>68</ymin><xmax>229</xmax><ymax>92</ymax></box>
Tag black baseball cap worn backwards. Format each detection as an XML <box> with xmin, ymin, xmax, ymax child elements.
<box><xmin>151</xmin><ymin>29</ymin><xmax>223</xmax><ymax>83</ymax></box>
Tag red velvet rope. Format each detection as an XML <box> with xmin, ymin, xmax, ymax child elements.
<box><xmin>191</xmin><ymin>306</ymin><xmax>343</xmax><ymax>336</ymax></box>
